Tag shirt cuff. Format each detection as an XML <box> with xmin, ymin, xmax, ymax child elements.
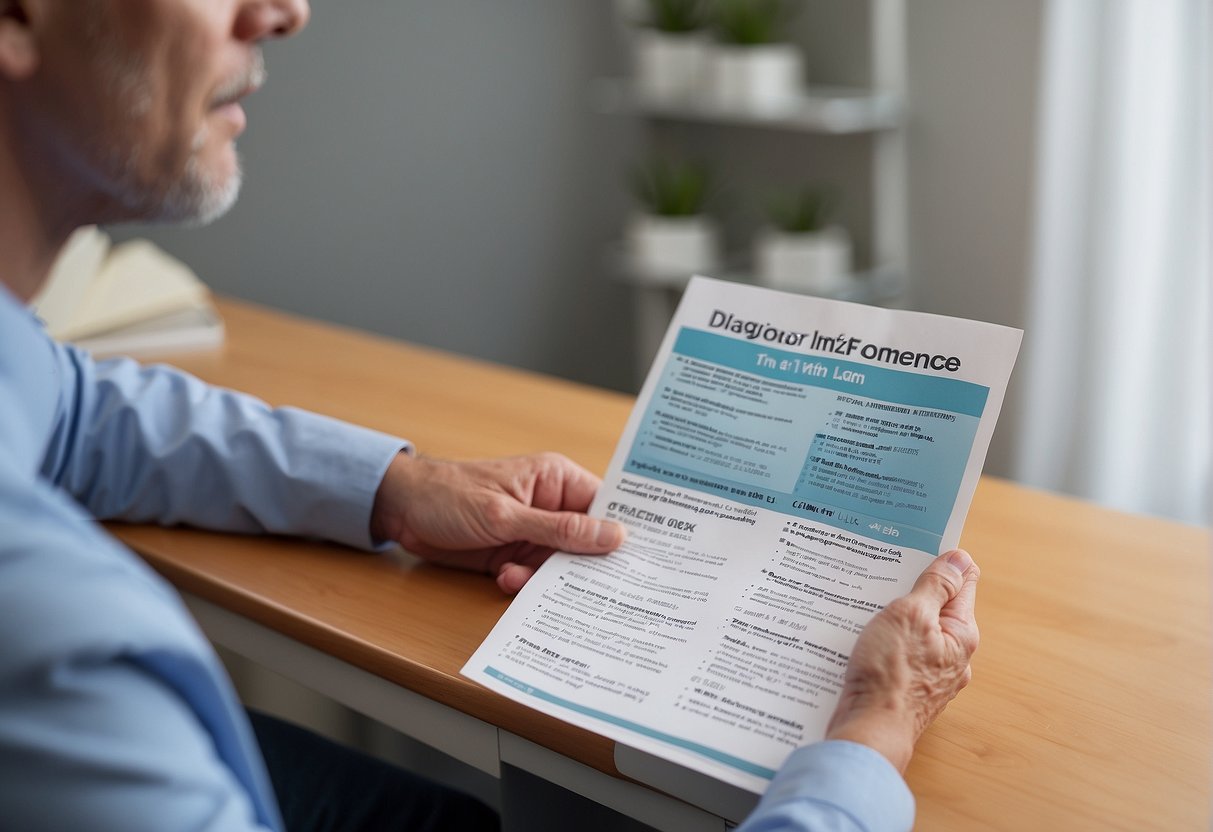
<box><xmin>276</xmin><ymin>407</ymin><xmax>411</xmax><ymax>551</ymax></box>
<box><xmin>740</xmin><ymin>740</ymin><xmax>915</xmax><ymax>832</ymax></box>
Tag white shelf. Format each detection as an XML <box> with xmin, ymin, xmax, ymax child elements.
<box><xmin>595</xmin><ymin>78</ymin><xmax>903</xmax><ymax>134</ymax></box>
<box><xmin>611</xmin><ymin>249</ymin><xmax>905</xmax><ymax>307</ymax></box>
<box><xmin>610</xmin><ymin>0</ymin><xmax>908</xmax><ymax>382</ymax></box>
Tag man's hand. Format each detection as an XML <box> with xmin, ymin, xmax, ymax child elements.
<box><xmin>370</xmin><ymin>452</ymin><xmax>626</xmax><ymax>594</ymax></box>
<box><xmin>825</xmin><ymin>549</ymin><xmax>980</xmax><ymax>773</ymax></box>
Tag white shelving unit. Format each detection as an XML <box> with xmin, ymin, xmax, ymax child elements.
<box><xmin>596</xmin><ymin>79</ymin><xmax>903</xmax><ymax>134</ymax></box>
<box><xmin>608</xmin><ymin>0</ymin><xmax>908</xmax><ymax>382</ymax></box>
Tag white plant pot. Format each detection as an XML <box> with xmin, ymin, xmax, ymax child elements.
<box><xmin>634</xmin><ymin>30</ymin><xmax>711</xmax><ymax>103</ymax></box>
<box><xmin>754</xmin><ymin>227</ymin><xmax>852</xmax><ymax>294</ymax></box>
<box><xmin>627</xmin><ymin>215</ymin><xmax>720</xmax><ymax>281</ymax></box>
<box><xmin>711</xmin><ymin>43</ymin><xmax>804</xmax><ymax>113</ymax></box>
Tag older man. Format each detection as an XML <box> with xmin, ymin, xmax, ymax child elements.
<box><xmin>0</xmin><ymin>2</ymin><xmax>979</xmax><ymax>831</ymax></box>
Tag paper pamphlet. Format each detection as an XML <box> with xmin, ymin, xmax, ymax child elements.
<box><xmin>463</xmin><ymin>276</ymin><xmax>1022</xmax><ymax>794</ymax></box>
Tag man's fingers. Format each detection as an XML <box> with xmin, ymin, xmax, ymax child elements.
<box><xmin>941</xmin><ymin>555</ymin><xmax>980</xmax><ymax>623</ymax></box>
<box><xmin>529</xmin><ymin>453</ymin><xmax>602</xmax><ymax>514</ymax></box>
<box><xmin>507</xmin><ymin>505</ymin><xmax>626</xmax><ymax>554</ymax></box>
<box><xmin>939</xmin><ymin>555</ymin><xmax>981</xmax><ymax>655</ymax></box>
<box><xmin>909</xmin><ymin>549</ymin><xmax>975</xmax><ymax>611</ymax></box>
<box><xmin>496</xmin><ymin>562</ymin><xmax>534</xmax><ymax>595</ymax></box>
<box><xmin>495</xmin><ymin>506</ymin><xmax>625</xmax><ymax>595</ymax></box>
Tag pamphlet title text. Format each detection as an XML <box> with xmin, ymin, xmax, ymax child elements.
<box><xmin>707</xmin><ymin>309</ymin><xmax>963</xmax><ymax>373</ymax></box>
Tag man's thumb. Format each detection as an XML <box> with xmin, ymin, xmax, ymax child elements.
<box><xmin>910</xmin><ymin>549</ymin><xmax>973</xmax><ymax>609</ymax></box>
<box><xmin>509</xmin><ymin>507</ymin><xmax>626</xmax><ymax>554</ymax></box>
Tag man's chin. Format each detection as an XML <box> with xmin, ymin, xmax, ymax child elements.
<box><xmin>144</xmin><ymin>155</ymin><xmax>243</xmax><ymax>227</ymax></box>
<box><xmin>176</xmin><ymin>172</ymin><xmax>242</xmax><ymax>228</ymax></box>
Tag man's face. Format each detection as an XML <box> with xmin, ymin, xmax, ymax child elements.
<box><xmin>27</xmin><ymin>0</ymin><xmax>308</xmax><ymax>225</ymax></box>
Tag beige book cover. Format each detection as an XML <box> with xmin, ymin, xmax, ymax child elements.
<box><xmin>32</xmin><ymin>226</ymin><xmax>224</xmax><ymax>357</ymax></box>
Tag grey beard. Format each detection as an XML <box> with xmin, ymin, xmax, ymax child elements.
<box><xmin>153</xmin><ymin>144</ymin><xmax>244</xmax><ymax>227</ymax></box>
<box><xmin>100</xmin><ymin>50</ymin><xmax>261</xmax><ymax>227</ymax></box>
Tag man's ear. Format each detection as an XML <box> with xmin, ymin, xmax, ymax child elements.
<box><xmin>0</xmin><ymin>0</ymin><xmax>38</xmax><ymax>79</ymax></box>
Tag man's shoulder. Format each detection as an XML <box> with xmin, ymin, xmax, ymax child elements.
<box><xmin>0</xmin><ymin>464</ymin><xmax>206</xmax><ymax>678</ymax></box>
<box><xmin>0</xmin><ymin>456</ymin><xmax>106</xmax><ymax>559</ymax></box>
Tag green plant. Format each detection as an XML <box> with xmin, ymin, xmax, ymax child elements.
<box><xmin>766</xmin><ymin>185</ymin><xmax>838</xmax><ymax>233</ymax></box>
<box><xmin>710</xmin><ymin>0</ymin><xmax>800</xmax><ymax>46</ymax></box>
<box><xmin>632</xmin><ymin>159</ymin><xmax>714</xmax><ymax>217</ymax></box>
<box><xmin>646</xmin><ymin>0</ymin><xmax>704</xmax><ymax>33</ymax></box>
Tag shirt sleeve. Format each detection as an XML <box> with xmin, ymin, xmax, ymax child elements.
<box><xmin>735</xmin><ymin>741</ymin><xmax>915</xmax><ymax>832</ymax></box>
<box><xmin>39</xmin><ymin>342</ymin><xmax>409</xmax><ymax>550</ymax></box>
<box><xmin>0</xmin><ymin>465</ymin><xmax>282</xmax><ymax>832</ymax></box>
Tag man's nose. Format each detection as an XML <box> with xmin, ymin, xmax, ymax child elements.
<box><xmin>234</xmin><ymin>0</ymin><xmax>310</xmax><ymax>42</ymax></box>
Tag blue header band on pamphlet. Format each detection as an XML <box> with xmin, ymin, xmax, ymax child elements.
<box><xmin>484</xmin><ymin>666</ymin><xmax>778</xmax><ymax>780</ymax></box>
<box><xmin>675</xmin><ymin>329</ymin><xmax>990</xmax><ymax>417</ymax></box>
<box><xmin>618</xmin><ymin>327</ymin><xmax>991</xmax><ymax>554</ymax></box>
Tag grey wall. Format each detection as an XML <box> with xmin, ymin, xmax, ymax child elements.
<box><xmin>119</xmin><ymin>0</ymin><xmax>1047</xmax><ymax>477</ymax></box>
<box><xmin>905</xmin><ymin>0</ymin><xmax>1045</xmax><ymax>476</ymax></box>
<box><xmin>117</xmin><ymin>0</ymin><xmax>639</xmax><ymax>392</ymax></box>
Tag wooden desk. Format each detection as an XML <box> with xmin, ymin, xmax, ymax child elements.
<box><xmin>111</xmin><ymin>298</ymin><xmax>1211</xmax><ymax>831</ymax></box>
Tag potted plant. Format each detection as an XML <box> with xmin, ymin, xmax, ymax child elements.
<box><xmin>754</xmin><ymin>185</ymin><xmax>852</xmax><ymax>294</ymax></box>
<box><xmin>626</xmin><ymin>159</ymin><xmax>720</xmax><ymax>281</ymax></box>
<box><xmin>633</xmin><ymin>0</ymin><xmax>711</xmax><ymax>103</ymax></box>
<box><xmin>708</xmin><ymin>0</ymin><xmax>803</xmax><ymax>113</ymax></box>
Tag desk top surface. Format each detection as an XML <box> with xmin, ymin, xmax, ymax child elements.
<box><xmin>112</xmin><ymin>298</ymin><xmax>1211</xmax><ymax>831</ymax></box>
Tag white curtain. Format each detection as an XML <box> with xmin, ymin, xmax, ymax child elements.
<box><xmin>1015</xmin><ymin>0</ymin><xmax>1211</xmax><ymax>524</ymax></box>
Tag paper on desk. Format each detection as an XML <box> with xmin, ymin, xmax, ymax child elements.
<box><xmin>463</xmin><ymin>276</ymin><xmax>1022</xmax><ymax>794</ymax></box>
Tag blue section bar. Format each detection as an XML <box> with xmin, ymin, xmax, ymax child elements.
<box><xmin>623</xmin><ymin>457</ymin><xmax>942</xmax><ymax>554</ymax></box>
<box><xmin>484</xmin><ymin>666</ymin><xmax>778</xmax><ymax>780</ymax></box>
<box><xmin>675</xmin><ymin>329</ymin><xmax>989</xmax><ymax>418</ymax></box>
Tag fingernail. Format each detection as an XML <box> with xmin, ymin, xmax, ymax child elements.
<box><xmin>944</xmin><ymin>549</ymin><xmax>973</xmax><ymax>574</ymax></box>
<box><xmin>595</xmin><ymin>521</ymin><xmax>623</xmax><ymax>547</ymax></box>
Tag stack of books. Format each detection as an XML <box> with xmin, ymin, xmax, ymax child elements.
<box><xmin>31</xmin><ymin>227</ymin><xmax>224</xmax><ymax>358</ymax></box>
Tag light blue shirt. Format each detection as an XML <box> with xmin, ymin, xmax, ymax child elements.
<box><xmin>0</xmin><ymin>283</ymin><xmax>913</xmax><ymax>831</ymax></box>
<box><xmin>0</xmin><ymin>283</ymin><xmax>407</xmax><ymax>831</ymax></box>
<box><xmin>736</xmin><ymin>741</ymin><xmax>914</xmax><ymax>832</ymax></box>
